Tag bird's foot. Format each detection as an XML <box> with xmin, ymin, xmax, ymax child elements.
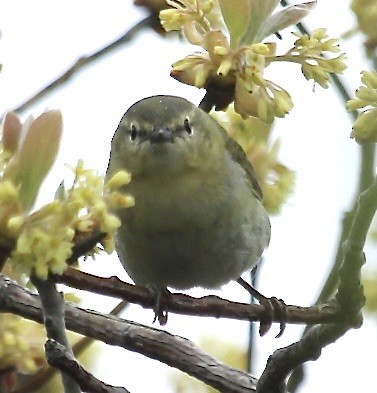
<box><xmin>146</xmin><ymin>285</ymin><xmax>170</xmax><ymax>326</ymax></box>
<box><xmin>237</xmin><ymin>277</ymin><xmax>287</xmax><ymax>337</ymax></box>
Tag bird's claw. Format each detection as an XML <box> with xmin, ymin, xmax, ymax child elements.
<box><xmin>258</xmin><ymin>296</ymin><xmax>287</xmax><ymax>338</ymax></box>
<box><xmin>147</xmin><ymin>285</ymin><xmax>170</xmax><ymax>326</ymax></box>
<box><xmin>237</xmin><ymin>277</ymin><xmax>287</xmax><ymax>337</ymax></box>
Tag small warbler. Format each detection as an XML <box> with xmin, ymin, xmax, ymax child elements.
<box><xmin>107</xmin><ymin>95</ymin><xmax>270</xmax><ymax>298</ymax></box>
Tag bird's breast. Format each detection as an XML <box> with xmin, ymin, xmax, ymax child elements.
<box><xmin>122</xmin><ymin>171</ymin><xmax>225</xmax><ymax>233</ymax></box>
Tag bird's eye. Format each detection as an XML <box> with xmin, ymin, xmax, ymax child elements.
<box><xmin>130</xmin><ymin>124</ymin><xmax>137</xmax><ymax>141</ymax></box>
<box><xmin>184</xmin><ymin>117</ymin><xmax>193</xmax><ymax>135</ymax></box>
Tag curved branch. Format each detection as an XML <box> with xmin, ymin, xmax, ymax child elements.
<box><xmin>263</xmin><ymin>175</ymin><xmax>377</xmax><ymax>392</ymax></box>
<box><xmin>11</xmin><ymin>301</ymin><xmax>129</xmax><ymax>393</ymax></box>
<box><xmin>257</xmin><ymin>323</ymin><xmax>348</xmax><ymax>393</ymax></box>
<box><xmin>0</xmin><ymin>274</ymin><xmax>257</xmax><ymax>393</ymax></box>
<box><xmin>45</xmin><ymin>340</ymin><xmax>129</xmax><ymax>393</ymax></box>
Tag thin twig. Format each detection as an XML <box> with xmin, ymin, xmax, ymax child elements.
<box><xmin>68</xmin><ymin>229</ymin><xmax>105</xmax><ymax>264</ymax></box>
<box><xmin>10</xmin><ymin>15</ymin><xmax>156</xmax><ymax>115</ymax></box>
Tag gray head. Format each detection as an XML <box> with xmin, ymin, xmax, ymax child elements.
<box><xmin>108</xmin><ymin>95</ymin><xmax>226</xmax><ymax>178</ymax></box>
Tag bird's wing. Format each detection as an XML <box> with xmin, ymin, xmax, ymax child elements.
<box><xmin>223</xmin><ymin>129</ymin><xmax>264</xmax><ymax>201</ymax></box>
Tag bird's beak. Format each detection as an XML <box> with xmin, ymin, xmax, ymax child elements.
<box><xmin>150</xmin><ymin>126</ymin><xmax>176</xmax><ymax>144</ymax></box>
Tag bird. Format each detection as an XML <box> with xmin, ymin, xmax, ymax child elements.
<box><xmin>106</xmin><ymin>95</ymin><xmax>271</xmax><ymax>325</ymax></box>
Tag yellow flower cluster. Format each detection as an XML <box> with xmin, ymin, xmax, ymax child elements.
<box><xmin>159</xmin><ymin>0</ymin><xmax>346</xmax><ymax>123</ymax></box>
<box><xmin>347</xmin><ymin>71</ymin><xmax>377</xmax><ymax>143</ymax></box>
<box><xmin>351</xmin><ymin>0</ymin><xmax>377</xmax><ymax>50</ymax></box>
<box><xmin>0</xmin><ymin>314</ymin><xmax>43</xmax><ymax>374</ymax></box>
<box><xmin>8</xmin><ymin>161</ymin><xmax>134</xmax><ymax>279</ymax></box>
<box><xmin>0</xmin><ymin>109</ymin><xmax>134</xmax><ymax>277</ymax></box>
<box><xmin>213</xmin><ymin>107</ymin><xmax>294</xmax><ymax>214</ymax></box>
<box><xmin>0</xmin><ymin>168</ymin><xmax>22</xmax><ymax>250</ymax></box>
<box><xmin>287</xmin><ymin>28</ymin><xmax>347</xmax><ymax>88</ymax></box>
<box><xmin>160</xmin><ymin>0</ymin><xmax>217</xmax><ymax>31</ymax></box>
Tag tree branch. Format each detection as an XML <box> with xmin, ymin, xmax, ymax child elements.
<box><xmin>31</xmin><ymin>276</ymin><xmax>81</xmax><ymax>393</ymax></box>
<box><xmin>279</xmin><ymin>3</ymin><xmax>375</xmax><ymax>390</ymax></box>
<box><xmin>257</xmin><ymin>323</ymin><xmax>348</xmax><ymax>393</ymax></box>
<box><xmin>11</xmin><ymin>301</ymin><xmax>129</xmax><ymax>393</ymax></box>
<box><xmin>54</xmin><ymin>267</ymin><xmax>343</xmax><ymax>326</ymax></box>
<box><xmin>262</xmin><ymin>175</ymin><xmax>377</xmax><ymax>392</ymax></box>
<box><xmin>0</xmin><ymin>275</ymin><xmax>258</xmax><ymax>393</ymax></box>
<box><xmin>10</xmin><ymin>15</ymin><xmax>157</xmax><ymax>115</ymax></box>
<box><xmin>45</xmin><ymin>340</ymin><xmax>129</xmax><ymax>393</ymax></box>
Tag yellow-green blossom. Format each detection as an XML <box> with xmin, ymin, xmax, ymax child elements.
<box><xmin>347</xmin><ymin>71</ymin><xmax>377</xmax><ymax>143</ymax></box>
<box><xmin>351</xmin><ymin>109</ymin><xmax>377</xmax><ymax>143</ymax></box>
<box><xmin>105</xmin><ymin>170</ymin><xmax>132</xmax><ymax>189</ymax></box>
<box><xmin>0</xmin><ymin>110</ymin><xmax>134</xmax><ymax>279</ymax></box>
<box><xmin>160</xmin><ymin>0</ymin><xmax>345</xmax><ymax>122</ymax></box>
<box><xmin>8</xmin><ymin>161</ymin><xmax>133</xmax><ymax>278</ymax></box>
<box><xmin>160</xmin><ymin>0</ymin><xmax>224</xmax><ymax>34</ymax></box>
<box><xmin>351</xmin><ymin>0</ymin><xmax>377</xmax><ymax>50</ymax></box>
<box><xmin>13</xmin><ymin>224</ymin><xmax>74</xmax><ymax>278</ymax></box>
<box><xmin>283</xmin><ymin>28</ymin><xmax>347</xmax><ymax>88</ymax></box>
<box><xmin>0</xmin><ymin>314</ymin><xmax>44</xmax><ymax>376</ymax></box>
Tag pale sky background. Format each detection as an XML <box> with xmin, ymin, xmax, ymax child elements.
<box><xmin>1</xmin><ymin>1</ymin><xmax>377</xmax><ymax>392</ymax></box>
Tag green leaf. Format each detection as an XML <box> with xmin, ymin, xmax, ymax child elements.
<box><xmin>260</xmin><ymin>1</ymin><xmax>316</xmax><ymax>40</ymax></box>
<box><xmin>240</xmin><ymin>0</ymin><xmax>280</xmax><ymax>44</ymax></box>
<box><xmin>218</xmin><ymin>0</ymin><xmax>250</xmax><ymax>48</ymax></box>
<box><xmin>240</xmin><ymin>0</ymin><xmax>316</xmax><ymax>44</ymax></box>
<box><xmin>17</xmin><ymin>110</ymin><xmax>62</xmax><ymax>211</ymax></box>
